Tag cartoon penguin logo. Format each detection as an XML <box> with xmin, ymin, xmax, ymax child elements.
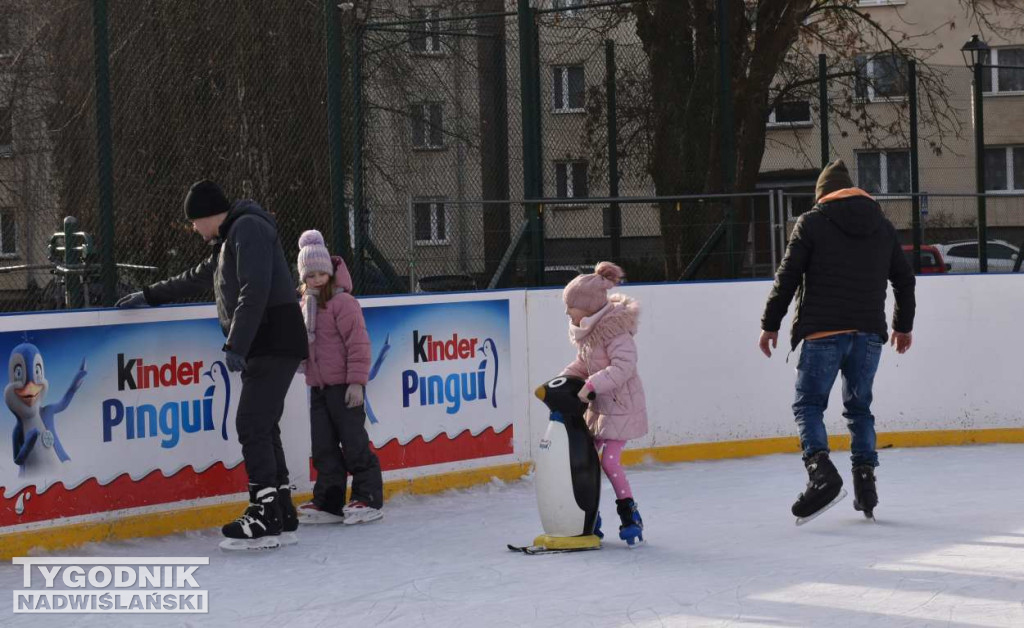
<box><xmin>5</xmin><ymin>343</ymin><xmax>87</xmax><ymax>476</ymax></box>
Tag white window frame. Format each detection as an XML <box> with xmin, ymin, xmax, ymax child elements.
<box><xmin>554</xmin><ymin>160</ymin><xmax>589</xmax><ymax>206</ymax></box>
<box><xmin>984</xmin><ymin>146</ymin><xmax>1024</xmax><ymax>193</ymax></box>
<box><xmin>856</xmin><ymin>150</ymin><xmax>911</xmax><ymax>196</ymax></box>
<box><xmin>856</xmin><ymin>0</ymin><xmax>906</xmax><ymax>6</ymax></box>
<box><xmin>0</xmin><ymin>209</ymin><xmax>17</xmax><ymax>258</ymax></box>
<box><xmin>856</xmin><ymin>54</ymin><xmax>909</xmax><ymax>103</ymax></box>
<box><xmin>552</xmin><ymin>65</ymin><xmax>585</xmax><ymax>114</ymax></box>
<box><xmin>411</xmin><ymin>102</ymin><xmax>444</xmax><ymax>150</ymax></box>
<box><xmin>983</xmin><ymin>47</ymin><xmax>1024</xmax><ymax>95</ymax></box>
<box><xmin>410</xmin><ymin>7</ymin><xmax>442</xmax><ymax>55</ymax></box>
<box><xmin>766</xmin><ymin>101</ymin><xmax>813</xmax><ymax>128</ymax></box>
<box><xmin>552</xmin><ymin>0</ymin><xmax>583</xmax><ymax>17</ymax></box>
<box><xmin>413</xmin><ymin>199</ymin><xmax>448</xmax><ymax>246</ymax></box>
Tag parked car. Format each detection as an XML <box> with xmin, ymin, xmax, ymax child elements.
<box><xmin>934</xmin><ymin>240</ymin><xmax>1022</xmax><ymax>273</ymax></box>
<box><xmin>901</xmin><ymin>244</ymin><xmax>948</xmax><ymax>274</ymax></box>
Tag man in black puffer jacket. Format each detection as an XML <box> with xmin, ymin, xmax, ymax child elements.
<box><xmin>117</xmin><ymin>180</ymin><xmax>307</xmax><ymax>549</ymax></box>
<box><xmin>758</xmin><ymin>159</ymin><xmax>916</xmax><ymax>523</ymax></box>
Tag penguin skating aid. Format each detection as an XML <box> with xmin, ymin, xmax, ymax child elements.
<box><xmin>508</xmin><ymin>376</ymin><xmax>602</xmax><ymax>555</ymax></box>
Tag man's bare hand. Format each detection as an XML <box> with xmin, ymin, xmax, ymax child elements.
<box><xmin>891</xmin><ymin>331</ymin><xmax>912</xmax><ymax>354</ymax></box>
<box><xmin>759</xmin><ymin>330</ymin><xmax>779</xmax><ymax>358</ymax></box>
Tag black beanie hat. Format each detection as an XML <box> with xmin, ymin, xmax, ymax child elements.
<box><xmin>183</xmin><ymin>180</ymin><xmax>231</xmax><ymax>220</ymax></box>
<box><xmin>815</xmin><ymin>159</ymin><xmax>854</xmax><ymax>201</ymax></box>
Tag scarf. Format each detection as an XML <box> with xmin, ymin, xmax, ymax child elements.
<box><xmin>569</xmin><ymin>303</ymin><xmax>612</xmax><ymax>343</ymax></box>
<box><xmin>303</xmin><ymin>286</ymin><xmax>319</xmax><ymax>344</ymax></box>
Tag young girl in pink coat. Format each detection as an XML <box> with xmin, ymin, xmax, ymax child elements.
<box><xmin>561</xmin><ymin>261</ymin><xmax>648</xmax><ymax>546</ymax></box>
<box><xmin>295</xmin><ymin>230</ymin><xmax>383</xmax><ymax>525</ymax></box>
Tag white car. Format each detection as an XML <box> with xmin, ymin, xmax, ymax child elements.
<box><xmin>935</xmin><ymin>240</ymin><xmax>1022</xmax><ymax>273</ymax></box>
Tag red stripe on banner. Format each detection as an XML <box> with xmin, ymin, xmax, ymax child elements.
<box><xmin>0</xmin><ymin>462</ymin><xmax>249</xmax><ymax>527</ymax></box>
<box><xmin>310</xmin><ymin>425</ymin><xmax>514</xmax><ymax>480</ymax></box>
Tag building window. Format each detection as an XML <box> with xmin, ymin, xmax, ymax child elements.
<box><xmin>0</xmin><ymin>107</ymin><xmax>11</xmax><ymax>156</ymax></box>
<box><xmin>981</xmin><ymin>47</ymin><xmax>1024</xmax><ymax>94</ymax></box>
<box><xmin>411</xmin><ymin>7</ymin><xmax>442</xmax><ymax>54</ymax></box>
<box><xmin>413</xmin><ymin>200</ymin><xmax>447</xmax><ymax>245</ymax></box>
<box><xmin>0</xmin><ymin>209</ymin><xmax>16</xmax><ymax>256</ymax></box>
<box><xmin>552</xmin><ymin>65</ymin><xmax>585</xmax><ymax>113</ymax></box>
<box><xmin>855</xmin><ymin>53</ymin><xmax>908</xmax><ymax>101</ymax></box>
<box><xmin>411</xmin><ymin>103</ymin><xmax>444</xmax><ymax>149</ymax></box>
<box><xmin>856</xmin><ymin>0</ymin><xmax>906</xmax><ymax>6</ymax></box>
<box><xmin>767</xmin><ymin>101</ymin><xmax>812</xmax><ymax>127</ymax></box>
<box><xmin>0</xmin><ymin>16</ymin><xmax>11</xmax><ymax>56</ymax></box>
<box><xmin>555</xmin><ymin>161</ymin><xmax>589</xmax><ymax>201</ymax></box>
<box><xmin>553</xmin><ymin>0</ymin><xmax>583</xmax><ymax>17</ymax></box>
<box><xmin>984</xmin><ymin>146</ymin><xmax>1024</xmax><ymax>192</ymax></box>
<box><xmin>857</xmin><ymin>150</ymin><xmax>911</xmax><ymax>195</ymax></box>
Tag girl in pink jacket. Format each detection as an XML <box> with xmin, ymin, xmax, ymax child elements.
<box><xmin>295</xmin><ymin>230</ymin><xmax>383</xmax><ymax>525</ymax></box>
<box><xmin>561</xmin><ymin>261</ymin><xmax>648</xmax><ymax>546</ymax></box>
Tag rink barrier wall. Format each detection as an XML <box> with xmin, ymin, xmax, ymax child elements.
<box><xmin>0</xmin><ymin>462</ymin><xmax>533</xmax><ymax>559</ymax></box>
<box><xmin>6</xmin><ymin>426</ymin><xmax>1022</xmax><ymax>559</ymax></box>
<box><xmin>3</xmin><ymin>274</ymin><xmax>1023</xmax><ymax>557</ymax></box>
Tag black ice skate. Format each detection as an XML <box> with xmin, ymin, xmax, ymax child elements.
<box><xmin>792</xmin><ymin>452</ymin><xmax>846</xmax><ymax>526</ymax></box>
<box><xmin>278</xmin><ymin>484</ymin><xmax>300</xmax><ymax>545</ymax></box>
<box><xmin>219</xmin><ymin>484</ymin><xmax>283</xmax><ymax>551</ymax></box>
<box><xmin>616</xmin><ymin>498</ymin><xmax>644</xmax><ymax>547</ymax></box>
<box><xmin>852</xmin><ymin>465</ymin><xmax>878</xmax><ymax>520</ymax></box>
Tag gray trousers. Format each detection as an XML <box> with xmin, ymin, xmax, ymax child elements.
<box><xmin>236</xmin><ymin>355</ymin><xmax>302</xmax><ymax>487</ymax></box>
<box><xmin>310</xmin><ymin>384</ymin><xmax>383</xmax><ymax>512</ymax></box>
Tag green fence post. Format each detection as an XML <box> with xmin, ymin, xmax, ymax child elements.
<box><xmin>92</xmin><ymin>0</ymin><xmax>116</xmax><ymax>306</ymax></box>
<box><xmin>909</xmin><ymin>60</ymin><xmax>922</xmax><ymax>274</ymax></box>
<box><xmin>819</xmin><ymin>54</ymin><xmax>829</xmax><ymax>169</ymax></box>
<box><xmin>518</xmin><ymin>0</ymin><xmax>543</xmax><ymax>286</ymax></box>
<box><xmin>717</xmin><ymin>0</ymin><xmax>736</xmax><ymax>277</ymax></box>
<box><xmin>352</xmin><ymin>25</ymin><xmax>366</xmax><ymax>292</ymax></box>
<box><xmin>325</xmin><ymin>0</ymin><xmax>350</xmax><ymax>260</ymax></box>
<box><xmin>606</xmin><ymin>40</ymin><xmax>621</xmax><ymax>262</ymax></box>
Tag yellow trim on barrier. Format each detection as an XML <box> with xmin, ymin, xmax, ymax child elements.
<box><xmin>619</xmin><ymin>428</ymin><xmax>1024</xmax><ymax>466</ymax></box>
<box><xmin>0</xmin><ymin>462</ymin><xmax>531</xmax><ymax>560</ymax></box>
<box><xmin>5</xmin><ymin>428</ymin><xmax>1024</xmax><ymax>559</ymax></box>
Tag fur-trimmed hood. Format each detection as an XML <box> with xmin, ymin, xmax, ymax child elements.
<box><xmin>569</xmin><ymin>293</ymin><xmax>639</xmax><ymax>349</ymax></box>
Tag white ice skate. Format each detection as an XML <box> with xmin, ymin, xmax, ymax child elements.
<box><xmin>343</xmin><ymin>501</ymin><xmax>383</xmax><ymax>525</ymax></box>
<box><xmin>297</xmin><ymin>502</ymin><xmax>346</xmax><ymax>525</ymax></box>
<box><xmin>219</xmin><ymin>536</ymin><xmax>282</xmax><ymax>552</ymax></box>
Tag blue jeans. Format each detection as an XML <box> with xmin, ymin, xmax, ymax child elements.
<box><xmin>793</xmin><ymin>332</ymin><xmax>883</xmax><ymax>467</ymax></box>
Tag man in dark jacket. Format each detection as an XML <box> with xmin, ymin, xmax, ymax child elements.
<box><xmin>758</xmin><ymin>159</ymin><xmax>916</xmax><ymax>523</ymax></box>
<box><xmin>117</xmin><ymin>180</ymin><xmax>307</xmax><ymax>549</ymax></box>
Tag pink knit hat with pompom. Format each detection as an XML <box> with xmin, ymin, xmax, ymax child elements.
<box><xmin>562</xmin><ymin>261</ymin><xmax>624</xmax><ymax>314</ymax></box>
<box><xmin>297</xmin><ymin>230</ymin><xmax>334</xmax><ymax>280</ymax></box>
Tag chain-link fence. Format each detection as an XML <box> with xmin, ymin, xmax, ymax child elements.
<box><xmin>0</xmin><ymin>1</ymin><xmax>1021</xmax><ymax>313</ymax></box>
<box><xmin>0</xmin><ymin>0</ymin><xmax>339</xmax><ymax>312</ymax></box>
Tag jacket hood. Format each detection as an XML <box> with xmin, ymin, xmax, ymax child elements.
<box><xmin>331</xmin><ymin>256</ymin><xmax>354</xmax><ymax>294</ymax></box>
<box><xmin>220</xmin><ymin>200</ymin><xmax>277</xmax><ymax>237</ymax></box>
<box><xmin>817</xmin><ymin>188</ymin><xmax>884</xmax><ymax>238</ymax></box>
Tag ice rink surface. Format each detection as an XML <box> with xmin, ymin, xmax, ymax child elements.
<box><xmin>3</xmin><ymin>444</ymin><xmax>1024</xmax><ymax>627</ymax></box>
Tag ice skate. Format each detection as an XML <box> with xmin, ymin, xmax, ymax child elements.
<box><xmin>220</xmin><ymin>484</ymin><xmax>283</xmax><ymax>551</ymax></box>
<box><xmin>792</xmin><ymin>452</ymin><xmax>845</xmax><ymax>525</ymax></box>
<box><xmin>852</xmin><ymin>465</ymin><xmax>878</xmax><ymax>520</ymax></box>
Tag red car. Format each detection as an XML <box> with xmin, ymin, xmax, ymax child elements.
<box><xmin>902</xmin><ymin>244</ymin><xmax>948</xmax><ymax>274</ymax></box>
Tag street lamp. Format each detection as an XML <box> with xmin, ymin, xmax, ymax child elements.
<box><xmin>962</xmin><ymin>35</ymin><xmax>991</xmax><ymax>271</ymax></box>
<box><xmin>960</xmin><ymin>34</ymin><xmax>990</xmax><ymax>70</ymax></box>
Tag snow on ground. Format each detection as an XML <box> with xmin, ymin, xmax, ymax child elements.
<box><xmin>3</xmin><ymin>444</ymin><xmax>1024</xmax><ymax>627</ymax></box>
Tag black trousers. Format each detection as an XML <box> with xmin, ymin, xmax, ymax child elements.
<box><xmin>235</xmin><ymin>355</ymin><xmax>302</xmax><ymax>487</ymax></box>
<box><xmin>310</xmin><ymin>384</ymin><xmax>383</xmax><ymax>511</ymax></box>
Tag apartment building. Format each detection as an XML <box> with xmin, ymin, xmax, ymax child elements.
<box><xmin>361</xmin><ymin>0</ymin><xmax>1023</xmax><ymax>283</ymax></box>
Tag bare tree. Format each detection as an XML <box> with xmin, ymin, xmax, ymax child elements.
<box><xmin>618</xmin><ymin>0</ymin><xmax>1024</xmax><ymax>279</ymax></box>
